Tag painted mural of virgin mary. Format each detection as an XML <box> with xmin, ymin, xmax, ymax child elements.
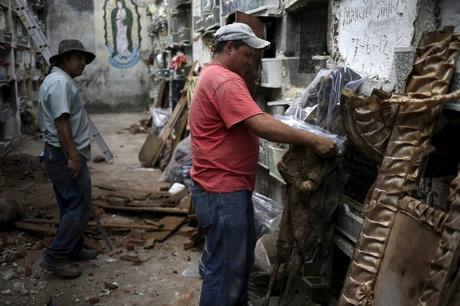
<box><xmin>111</xmin><ymin>0</ymin><xmax>133</xmax><ymax>59</ymax></box>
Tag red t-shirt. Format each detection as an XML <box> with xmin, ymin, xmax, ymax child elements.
<box><xmin>190</xmin><ymin>64</ymin><xmax>263</xmax><ymax>192</ymax></box>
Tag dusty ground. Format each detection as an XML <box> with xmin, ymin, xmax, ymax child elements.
<box><xmin>0</xmin><ymin>112</ymin><xmax>202</xmax><ymax>306</ymax></box>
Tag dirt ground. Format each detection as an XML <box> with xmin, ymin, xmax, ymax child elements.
<box><xmin>0</xmin><ymin>112</ymin><xmax>202</xmax><ymax>306</ymax></box>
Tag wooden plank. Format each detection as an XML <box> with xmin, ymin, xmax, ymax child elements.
<box><xmin>154</xmin><ymin>79</ymin><xmax>167</xmax><ymax>109</ymax></box>
<box><xmin>125</xmin><ymin>198</ymin><xmax>170</xmax><ymax>207</ymax></box>
<box><xmin>169</xmin><ymin>187</ymin><xmax>189</xmax><ymax>203</ymax></box>
<box><xmin>177</xmin><ymin>196</ymin><xmax>191</xmax><ymax>211</ymax></box>
<box><xmin>14</xmin><ymin>221</ymin><xmax>56</xmax><ymax>234</ymax></box>
<box><xmin>19</xmin><ymin>218</ymin><xmax>162</xmax><ymax>231</ymax></box>
<box><xmin>93</xmin><ymin>200</ymin><xmax>189</xmax><ymax>215</ymax></box>
<box><xmin>149</xmin><ymin>216</ymin><xmax>186</xmax><ymax>242</ymax></box>
<box><xmin>139</xmin><ymin>63</ymin><xmax>196</xmax><ymax>166</ymax></box>
<box><xmin>143</xmin><ymin>237</ymin><xmax>156</xmax><ymax>249</ymax></box>
<box><xmin>94</xmin><ymin>183</ymin><xmax>117</xmax><ymax>191</ymax></box>
<box><xmin>107</xmin><ymin>189</ymin><xmax>153</xmax><ymax>201</ymax></box>
<box><xmin>138</xmin><ymin>133</ymin><xmax>165</xmax><ymax>165</ymax></box>
<box><xmin>160</xmin><ymin>216</ymin><xmax>186</xmax><ymax>231</ymax></box>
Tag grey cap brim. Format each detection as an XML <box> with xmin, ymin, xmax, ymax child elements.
<box><xmin>243</xmin><ymin>36</ymin><xmax>270</xmax><ymax>49</ymax></box>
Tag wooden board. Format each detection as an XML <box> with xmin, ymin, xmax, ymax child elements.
<box><xmin>138</xmin><ymin>133</ymin><xmax>165</xmax><ymax>166</ymax></box>
<box><xmin>139</xmin><ymin>64</ymin><xmax>196</xmax><ymax>166</ymax></box>
<box><xmin>93</xmin><ymin>200</ymin><xmax>189</xmax><ymax>215</ymax></box>
<box><xmin>14</xmin><ymin>221</ymin><xmax>56</xmax><ymax>235</ymax></box>
<box><xmin>146</xmin><ymin>216</ymin><xmax>186</xmax><ymax>242</ymax></box>
<box><xmin>107</xmin><ymin>189</ymin><xmax>153</xmax><ymax>201</ymax></box>
<box><xmin>18</xmin><ymin>218</ymin><xmax>161</xmax><ymax>231</ymax></box>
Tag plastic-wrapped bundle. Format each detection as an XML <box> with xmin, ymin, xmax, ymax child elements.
<box><xmin>275</xmin><ymin>115</ymin><xmax>347</xmax><ymax>155</ymax></box>
<box><xmin>252</xmin><ymin>192</ymin><xmax>283</xmax><ymax>238</ymax></box>
<box><xmin>149</xmin><ymin>107</ymin><xmax>171</xmax><ymax>135</ymax></box>
<box><xmin>160</xmin><ymin>136</ymin><xmax>192</xmax><ymax>185</ymax></box>
<box><xmin>286</xmin><ymin>67</ymin><xmax>365</xmax><ymax>130</ymax></box>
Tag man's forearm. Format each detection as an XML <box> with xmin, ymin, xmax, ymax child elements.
<box><xmin>247</xmin><ymin>113</ymin><xmax>323</xmax><ymax>147</ymax></box>
<box><xmin>55</xmin><ymin>115</ymin><xmax>80</xmax><ymax>160</ymax></box>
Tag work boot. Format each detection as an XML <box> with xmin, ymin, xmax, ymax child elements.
<box><xmin>39</xmin><ymin>260</ymin><xmax>82</xmax><ymax>278</ymax></box>
<box><xmin>72</xmin><ymin>248</ymin><xmax>98</xmax><ymax>261</ymax></box>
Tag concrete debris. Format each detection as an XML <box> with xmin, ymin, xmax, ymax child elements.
<box><xmin>143</xmin><ymin>237</ymin><xmax>156</xmax><ymax>249</ymax></box>
<box><xmin>38</xmin><ymin>281</ymin><xmax>48</xmax><ymax>290</ymax></box>
<box><xmin>104</xmin><ymin>281</ymin><xmax>119</xmax><ymax>290</ymax></box>
<box><xmin>119</xmin><ymin>255</ymin><xmax>143</xmax><ymax>265</ymax></box>
<box><xmin>2</xmin><ymin>270</ymin><xmax>15</xmax><ymax>280</ymax></box>
<box><xmin>106</xmin><ymin>257</ymin><xmax>117</xmax><ymax>263</ymax></box>
<box><xmin>13</xmin><ymin>282</ymin><xmax>24</xmax><ymax>292</ymax></box>
<box><xmin>174</xmin><ymin>289</ymin><xmax>195</xmax><ymax>306</ymax></box>
<box><xmin>24</xmin><ymin>266</ymin><xmax>32</xmax><ymax>277</ymax></box>
<box><xmin>98</xmin><ymin>289</ymin><xmax>111</xmax><ymax>297</ymax></box>
<box><xmin>86</xmin><ymin>296</ymin><xmax>100</xmax><ymax>304</ymax></box>
<box><xmin>0</xmin><ymin>198</ymin><xmax>24</xmax><ymax>227</ymax></box>
<box><xmin>107</xmin><ymin>249</ymin><xmax>122</xmax><ymax>257</ymax></box>
<box><xmin>92</xmin><ymin>155</ymin><xmax>106</xmax><ymax>163</ymax></box>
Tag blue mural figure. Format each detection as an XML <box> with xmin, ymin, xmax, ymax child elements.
<box><xmin>104</xmin><ymin>0</ymin><xmax>140</xmax><ymax>68</ymax></box>
<box><xmin>111</xmin><ymin>0</ymin><xmax>133</xmax><ymax>58</ymax></box>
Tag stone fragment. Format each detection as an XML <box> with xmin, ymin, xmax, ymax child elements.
<box><xmin>2</xmin><ymin>270</ymin><xmax>15</xmax><ymax>281</ymax></box>
<box><xmin>13</xmin><ymin>281</ymin><xmax>24</xmax><ymax>292</ymax></box>
<box><xmin>24</xmin><ymin>266</ymin><xmax>32</xmax><ymax>277</ymax></box>
<box><xmin>104</xmin><ymin>282</ymin><xmax>119</xmax><ymax>290</ymax></box>
<box><xmin>38</xmin><ymin>281</ymin><xmax>47</xmax><ymax>290</ymax></box>
<box><xmin>88</xmin><ymin>297</ymin><xmax>100</xmax><ymax>304</ymax></box>
<box><xmin>33</xmin><ymin>241</ymin><xmax>43</xmax><ymax>250</ymax></box>
<box><xmin>19</xmin><ymin>288</ymin><xmax>29</xmax><ymax>296</ymax></box>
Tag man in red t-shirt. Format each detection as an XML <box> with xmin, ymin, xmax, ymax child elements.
<box><xmin>189</xmin><ymin>23</ymin><xmax>336</xmax><ymax>306</ymax></box>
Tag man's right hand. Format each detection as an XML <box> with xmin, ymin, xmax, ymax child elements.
<box><xmin>313</xmin><ymin>136</ymin><xmax>337</xmax><ymax>158</ymax></box>
<box><xmin>68</xmin><ymin>157</ymin><xmax>81</xmax><ymax>179</ymax></box>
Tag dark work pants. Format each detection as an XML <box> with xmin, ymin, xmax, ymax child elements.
<box><xmin>191</xmin><ymin>182</ymin><xmax>256</xmax><ymax>306</ymax></box>
<box><xmin>42</xmin><ymin>144</ymin><xmax>91</xmax><ymax>263</ymax></box>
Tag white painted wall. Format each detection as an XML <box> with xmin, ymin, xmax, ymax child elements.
<box><xmin>335</xmin><ymin>0</ymin><xmax>417</xmax><ymax>82</ymax></box>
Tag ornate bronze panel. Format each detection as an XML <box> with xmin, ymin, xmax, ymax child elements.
<box><xmin>339</xmin><ymin>28</ymin><xmax>460</xmax><ymax>306</ymax></box>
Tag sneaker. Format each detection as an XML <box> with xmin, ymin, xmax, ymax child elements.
<box><xmin>72</xmin><ymin>248</ymin><xmax>98</xmax><ymax>261</ymax></box>
<box><xmin>40</xmin><ymin>260</ymin><xmax>82</xmax><ymax>278</ymax></box>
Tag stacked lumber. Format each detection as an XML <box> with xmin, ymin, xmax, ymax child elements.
<box><xmin>139</xmin><ymin>62</ymin><xmax>198</xmax><ymax>168</ymax></box>
<box><xmin>13</xmin><ymin>183</ymin><xmax>192</xmax><ymax>251</ymax></box>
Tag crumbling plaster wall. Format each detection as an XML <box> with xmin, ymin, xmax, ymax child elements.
<box><xmin>332</xmin><ymin>0</ymin><xmax>419</xmax><ymax>92</ymax></box>
<box><xmin>440</xmin><ymin>0</ymin><xmax>460</xmax><ymax>91</ymax></box>
<box><xmin>191</xmin><ymin>0</ymin><xmax>212</xmax><ymax>67</ymax></box>
<box><xmin>327</xmin><ymin>0</ymin><xmax>459</xmax><ymax>93</ymax></box>
<box><xmin>47</xmin><ymin>0</ymin><xmax>152</xmax><ymax>112</ymax></box>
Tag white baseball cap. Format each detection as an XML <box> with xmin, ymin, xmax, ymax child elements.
<box><xmin>214</xmin><ymin>23</ymin><xmax>270</xmax><ymax>49</ymax></box>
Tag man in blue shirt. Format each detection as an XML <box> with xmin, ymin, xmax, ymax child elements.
<box><xmin>38</xmin><ymin>40</ymin><xmax>97</xmax><ymax>278</ymax></box>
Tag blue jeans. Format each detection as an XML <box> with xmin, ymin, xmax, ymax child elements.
<box><xmin>191</xmin><ymin>182</ymin><xmax>256</xmax><ymax>306</ymax></box>
<box><xmin>42</xmin><ymin>144</ymin><xmax>91</xmax><ymax>263</ymax></box>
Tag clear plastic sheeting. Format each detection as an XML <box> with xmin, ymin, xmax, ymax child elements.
<box><xmin>252</xmin><ymin>192</ymin><xmax>283</xmax><ymax>239</ymax></box>
<box><xmin>275</xmin><ymin>115</ymin><xmax>347</xmax><ymax>155</ymax></box>
<box><xmin>253</xmin><ymin>233</ymin><xmax>278</xmax><ymax>274</ymax></box>
<box><xmin>286</xmin><ymin>67</ymin><xmax>365</xmax><ymax>130</ymax></box>
<box><xmin>149</xmin><ymin>107</ymin><xmax>171</xmax><ymax>135</ymax></box>
<box><xmin>160</xmin><ymin>136</ymin><xmax>192</xmax><ymax>186</ymax></box>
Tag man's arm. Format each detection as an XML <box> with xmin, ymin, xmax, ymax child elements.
<box><xmin>55</xmin><ymin>113</ymin><xmax>81</xmax><ymax>178</ymax></box>
<box><xmin>244</xmin><ymin>113</ymin><xmax>337</xmax><ymax>158</ymax></box>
